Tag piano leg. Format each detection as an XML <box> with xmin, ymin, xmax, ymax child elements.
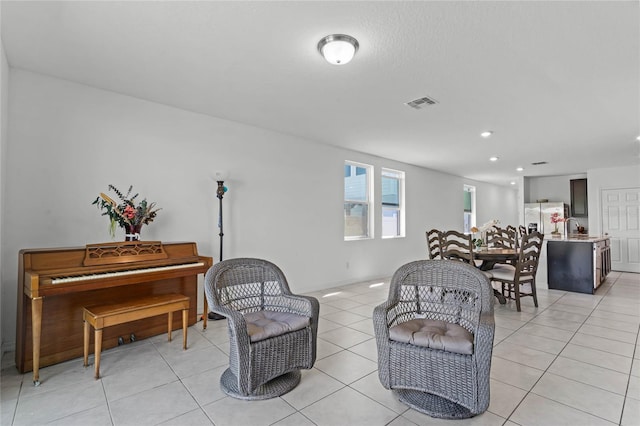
<box><xmin>94</xmin><ymin>328</ymin><xmax>102</xmax><ymax>379</ymax></box>
<box><xmin>83</xmin><ymin>320</ymin><xmax>90</xmax><ymax>368</ymax></box>
<box><xmin>182</xmin><ymin>308</ymin><xmax>188</xmax><ymax>350</ymax></box>
<box><xmin>31</xmin><ymin>297</ymin><xmax>43</xmax><ymax>386</ymax></box>
<box><xmin>202</xmin><ymin>292</ymin><xmax>208</xmax><ymax>330</ymax></box>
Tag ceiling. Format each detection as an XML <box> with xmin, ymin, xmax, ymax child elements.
<box><xmin>2</xmin><ymin>1</ymin><xmax>639</xmax><ymax>186</ymax></box>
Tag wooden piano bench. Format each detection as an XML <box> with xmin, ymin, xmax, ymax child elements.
<box><xmin>83</xmin><ymin>293</ymin><xmax>190</xmax><ymax>379</ymax></box>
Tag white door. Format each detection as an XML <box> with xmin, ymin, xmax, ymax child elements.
<box><xmin>602</xmin><ymin>188</ymin><xmax>640</xmax><ymax>272</ymax></box>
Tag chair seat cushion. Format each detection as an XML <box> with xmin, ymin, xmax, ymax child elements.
<box><xmin>491</xmin><ymin>267</ymin><xmax>533</xmax><ymax>281</ymax></box>
<box><xmin>389</xmin><ymin>318</ymin><xmax>474</xmax><ymax>355</ymax></box>
<box><xmin>244</xmin><ymin>310</ymin><xmax>310</xmax><ymax>342</ymax></box>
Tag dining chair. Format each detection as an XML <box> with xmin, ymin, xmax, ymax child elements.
<box><xmin>440</xmin><ymin>230</ymin><xmax>493</xmax><ymax>279</ymax></box>
<box><xmin>439</xmin><ymin>230</ymin><xmax>475</xmax><ymax>264</ymax></box>
<box><xmin>518</xmin><ymin>225</ymin><xmax>527</xmax><ymax>240</ymax></box>
<box><xmin>490</xmin><ymin>231</ymin><xmax>544</xmax><ymax>311</ymax></box>
<box><xmin>425</xmin><ymin>229</ymin><xmax>441</xmax><ymax>259</ymax></box>
<box><xmin>487</xmin><ymin>226</ymin><xmax>518</xmax><ymax>250</ymax></box>
<box><xmin>373</xmin><ymin>260</ymin><xmax>495</xmax><ymax>419</ymax></box>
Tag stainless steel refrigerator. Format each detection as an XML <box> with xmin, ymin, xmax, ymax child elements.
<box><xmin>524</xmin><ymin>202</ymin><xmax>569</xmax><ymax>236</ymax></box>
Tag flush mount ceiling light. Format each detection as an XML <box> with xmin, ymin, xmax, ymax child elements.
<box><xmin>317</xmin><ymin>34</ymin><xmax>359</xmax><ymax>65</ymax></box>
<box><xmin>480</xmin><ymin>131</ymin><xmax>493</xmax><ymax>138</ymax></box>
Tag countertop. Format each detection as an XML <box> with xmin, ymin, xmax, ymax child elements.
<box><xmin>546</xmin><ymin>234</ymin><xmax>610</xmax><ymax>243</ymax></box>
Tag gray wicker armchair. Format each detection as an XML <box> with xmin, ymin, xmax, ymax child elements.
<box><xmin>204</xmin><ymin>258</ymin><xmax>319</xmax><ymax>400</ymax></box>
<box><xmin>373</xmin><ymin>260</ymin><xmax>495</xmax><ymax>419</ymax></box>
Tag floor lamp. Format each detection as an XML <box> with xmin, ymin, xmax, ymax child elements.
<box><xmin>208</xmin><ymin>172</ymin><xmax>227</xmax><ymax>321</ymax></box>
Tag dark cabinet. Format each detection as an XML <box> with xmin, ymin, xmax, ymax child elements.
<box><xmin>547</xmin><ymin>239</ymin><xmax>610</xmax><ymax>294</ymax></box>
<box><xmin>570</xmin><ymin>178</ymin><xmax>588</xmax><ymax>217</ymax></box>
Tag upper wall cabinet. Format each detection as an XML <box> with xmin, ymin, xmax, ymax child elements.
<box><xmin>570</xmin><ymin>178</ymin><xmax>588</xmax><ymax>217</ymax></box>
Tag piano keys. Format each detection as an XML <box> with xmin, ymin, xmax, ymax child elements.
<box><xmin>16</xmin><ymin>241</ymin><xmax>213</xmax><ymax>385</ymax></box>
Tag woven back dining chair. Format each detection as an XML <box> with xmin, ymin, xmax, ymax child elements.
<box><xmin>373</xmin><ymin>260</ymin><xmax>495</xmax><ymax>419</ymax></box>
<box><xmin>490</xmin><ymin>231</ymin><xmax>544</xmax><ymax>311</ymax></box>
<box><xmin>204</xmin><ymin>258</ymin><xmax>319</xmax><ymax>400</ymax></box>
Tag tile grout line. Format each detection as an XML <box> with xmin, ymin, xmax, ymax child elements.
<box><xmin>500</xmin><ymin>275</ymin><xmax>628</xmax><ymax>424</ymax></box>
<box><xmin>619</xmin><ymin>308</ymin><xmax>640</xmax><ymax>426</ymax></box>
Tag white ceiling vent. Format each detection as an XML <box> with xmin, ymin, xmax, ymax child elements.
<box><xmin>405</xmin><ymin>96</ymin><xmax>438</xmax><ymax>110</ymax></box>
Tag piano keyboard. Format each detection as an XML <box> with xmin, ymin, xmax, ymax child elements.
<box><xmin>51</xmin><ymin>262</ymin><xmax>206</xmax><ymax>284</ymax></box>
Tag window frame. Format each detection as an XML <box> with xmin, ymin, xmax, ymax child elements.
<box><xmin>344</xmin><ymin>161</ymin><xmax>374</xmax><ymax>241</ymax></box>
<box><xmin>381</xmin><ymin>168</ymin><xmax>405</xmax><ymax>239</ymax></box>
<box><xmin>463</xmin><ymin>184</ymin><xmax>476</xmax><ymax>234</ymax></box>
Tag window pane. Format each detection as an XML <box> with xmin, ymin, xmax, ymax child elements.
<box><xmin>382</xmin><ymin>176</ymin><xmax>399</xmax><ymax>206</ymax></box>
<box><xmin>344</xmin><ymin>203</ymin><xmax>369</xmax><ymax>237</ymax></box>
<box><xmin>382</xmin><ymin>208</ymin><xmax>400</xmax><ymax>237</ymax></box>
<box><xmin>464</xmin><ymin>191</ymin><xmax>472</xmax><ymax>212</ymax></box>
<box><xmin>345</xmin><ymin>170</ymin><xmax>368</xmax><ymax>201</ymax></box>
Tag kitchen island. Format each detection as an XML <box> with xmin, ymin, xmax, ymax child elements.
<box><xmin>547</xmin><ymin>235</ymin><xmax>611</xmax><ymax>294</ymax></box>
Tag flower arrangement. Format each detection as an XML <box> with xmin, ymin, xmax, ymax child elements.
<box><xmin>92</xmin><ymin>185</ymin><xmax>161</xmax><ymax>239</ymax></box>
<box><xmin>550</xmin><ymin>212</ymin><xmax>565</xmax><ymax>234</ymax></box>
<box><xmin>471</xmin><ymin>219</ymin><xmax>500</xmax><ymax>248</ymax></box>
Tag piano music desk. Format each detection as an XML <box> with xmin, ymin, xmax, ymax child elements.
<box><xmin>83</xmin><ymin>293</ymin><xmax>189</xmax><ymax>379</ymax></box>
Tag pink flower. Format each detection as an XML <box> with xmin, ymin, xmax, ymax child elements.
<box><xmin>123</xmin><ymin>205</ymin><xmax>136</xmax><ymax>219</ymax></box>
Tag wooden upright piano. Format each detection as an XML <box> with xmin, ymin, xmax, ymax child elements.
<box><xmin>16</xmin><ymin>241</ymin><xmax>213</xmax><ymax>385</ymax></box>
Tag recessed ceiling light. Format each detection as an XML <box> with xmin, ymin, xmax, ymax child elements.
<box><xmin>489</xmin><ymin>156</ymin><xmax>499</xmax><ymax>162</ymax></box>
<box><xmin>516</xmin><ymin>167</ymin><xmax>524</xmax><ymax>172</ymax></box>
<box><xmin>510</xmin><ymin>181</ymin><xmax>516</xmax><ymax>185</ymax></box>
<box><xmin>636</xmin><ymin>135</ymin><xmax>640</xmax><ymax>141</ymax></box>
<box><xmin>480</xmin><ymin>131</ymin><xmax>493</xmax><ymax>138</ymax></box>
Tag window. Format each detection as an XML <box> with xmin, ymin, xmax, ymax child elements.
<box><xmin>344</xmin><ymin>161</ymin><xmax>373</xmax><ymax>239</ymax></box>
<box><xmin>463</xmin><ymin>185</ymin><xmax>476</xmax><ymax>233</ymax></box>
<box><xmin>382</xmin><ymin>168</ymin><xmax>405</xmax><ymax>238</ymax></box>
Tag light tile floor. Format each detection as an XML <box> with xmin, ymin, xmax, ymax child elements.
<box><xmin>1</xmin><ymin>271</ymin><xmax>639</xmax><ymax>425</ymax></box>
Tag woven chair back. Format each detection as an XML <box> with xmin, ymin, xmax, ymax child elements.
<box><xmin>207</xmin><ymin>258</ymin><xmax>293</xmax><ymax>314</ymax></box>
<box><xmin>387</xmin><ymin>260</ymin><xmax>491</xmax><ymax>334</ymax></box>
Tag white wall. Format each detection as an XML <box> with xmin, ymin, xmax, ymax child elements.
<box><xmin>525</xmin><ymin>173</ymin><xmax>587</xmax><ymax>205</ymax></box>
<box><xmin>1</xmin><ymin>69</ymin><xmax>518</xmax><ymax>351</ymax></box>
<box><xmin>0</xmin><ymin>27</ymin><xmax>9</xmax><ymax>353</ymax></box>
<box><xmin>467</xmin><ymin>179</ymin><xmax>518</xmax><ymax>228</ymax></box>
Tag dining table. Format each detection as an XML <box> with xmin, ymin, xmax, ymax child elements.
<box><xmin>473</xmin><ymin>247</ymin><xmax>518</xmax><ymax>304</ymax></box>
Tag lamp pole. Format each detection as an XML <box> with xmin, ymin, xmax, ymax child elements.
<box><xmin>208</xmin><ymin>175</ymin><xmax>227</xmax><ymax>321</ymax></box>
<box><xmin>217</xmin><ymin>179</ymin><xmax>225</xmax><ymax>262</ymax></box>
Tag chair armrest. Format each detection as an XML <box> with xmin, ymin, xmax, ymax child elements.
<box><xmin>279</xmin><ymin>294</ymin><xmax>319</xmax><ymax>319</ymax></box>
<box><xmin>372</xmin><ymin>301</ymin><xmax>395</xmax><ymax>341</ymax></box>
<box><xmin>373</xmin><ymin>300</ymin><xmax>397</xmax><ymax>389</ymax></box>
<box><xmin>214</xmin><ymin>307</ymin><xmax>251</xmax><ymax>346</ymax></box>
<box><xmin>474</xmin><ymin>311</ymin><xmax>495</xmax><ymax>360</ymax></box>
